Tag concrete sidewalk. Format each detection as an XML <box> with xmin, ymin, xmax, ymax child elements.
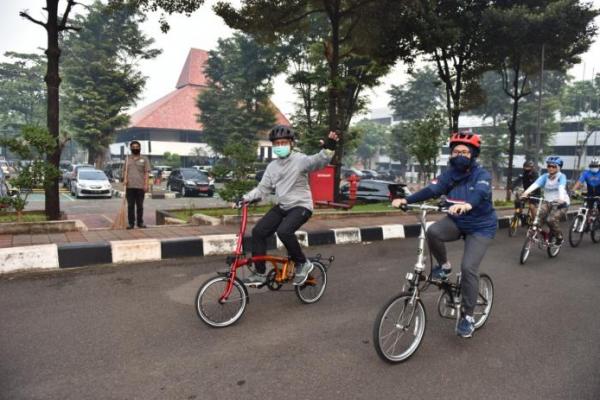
<box><xmin>0</xmin><ymin>208</ymin><xmax>529</xmax><ymax>275</ymax></box>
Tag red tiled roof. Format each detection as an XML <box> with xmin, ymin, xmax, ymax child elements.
<box><xmin>128</xmin><ymin>48</ymin><xmax>290</xmax><ymax>131</ymax></box>
<box><xmin>176</xmin><ymin>48</ymin><xmax>209</xmax><ymax>88</ymax></box>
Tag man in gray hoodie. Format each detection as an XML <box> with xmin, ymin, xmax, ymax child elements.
<box><xmin>241</xmin><ymin>125</ymin><xmax>339</xmax><ymax>286</ymax></box>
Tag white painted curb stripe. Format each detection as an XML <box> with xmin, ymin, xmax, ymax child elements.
<box><xmin>111</xmin><ymin>239</ymin><xmax>161</xmax><ymax>263</ymax></box>
<box><xmin>201</xmin><ymin>234</ymin><xmax>238</xmax><ymax>256</ymax></box>
<box><xmin>331</xmin><ymin>227</ymin><xmax>361</xmax><ymax>244</ymax></box>
<box><xmin>276</xmin><ymin>231</ymin><xmax>309</xmax><ymax>248</ymax></box>
<box><xmin>381</xmin><ymin>224</ymin><xmax>405</xmax><ymax>240</ymax></box>
<box><xmin>0</xmin><ymin>244</ymin><xmax>59</xmax><ymax>273</ymax></box>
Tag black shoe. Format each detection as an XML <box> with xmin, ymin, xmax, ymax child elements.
<box><xmin>137</xmin><ymin>223</ymin><xmax>147</xmax><ymax>229</ymax></box>
<box><xmin>555</xmin><ymin>236</ymin><xmax>563</xmax><ymax>246</ymax></box>
<box><xmin>126</xmin><ymin>225</ymin><xmax>134</xmax><ymax>230</ymax></box>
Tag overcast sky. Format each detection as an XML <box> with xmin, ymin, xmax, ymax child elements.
<box><xmin>1</xmin><ymin>0</ymin><xmax>600</xmax><ymax>119</ymax></box>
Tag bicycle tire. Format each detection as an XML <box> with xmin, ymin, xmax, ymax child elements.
<box><xmin>436</xmin><ymin>290</ymin><xmax>458</xmax><ymax>319</ymax></box>
<box><xmin>373</xmin><ymin>292</ymin><xmax>426</xmax><ymax>363</ymax></box>
<box><xmin>568</xmin><ymin>215</ymin><xmax>584</xmax><ymax>248</ymax></box>
<box><xmin>295</xmin><ymin>261</ymin><xmax>327</xmax><ymax>304</ymax></box>
<box><xmin>473</xmin><ymin>273</ymin><xmax>494</xmax><ymax>330</ymax></box>
<box><xmin>520</xmin><ymin>235</ymin><xmax>532</xmax><ymax>264</ymax></box>
<box><xmin>508</xmin><ymin>215</ymin><xmax>519</xmax><ymax>237</ymax></box>
<box><xmin>591</xmin><ymin>219</ymin><xmax>600</xmax><ymax>243</ymax></box>
<box><xmin>195</xmin><ymin>275</ymin><xmax>248</xmax><ymax>328</ymax></box>
<box><xmin>547</xmin><ymin>241</ymin><xmax>561</xmax><ymax>257</ymax></box>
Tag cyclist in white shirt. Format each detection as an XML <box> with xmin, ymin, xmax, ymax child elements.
<box><xmin>521</xmin><ymin>156</ymin><xmax>570</xmax><ymax>245</ymax></box>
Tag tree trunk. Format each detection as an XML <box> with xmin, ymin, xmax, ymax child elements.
<box><xmin>44</xmin><ymin>0</ymin><xmax>61</xmax><ymax>221</ymax></box>
<box><xmin>505</xmin><ymin>68</ymin><xmax>521</xmax><ymax>201</ymax></box>
<box><xmin>326</xmin><ymin>4</ymin><xmax>342</xmax><ymax>202</ymax></box>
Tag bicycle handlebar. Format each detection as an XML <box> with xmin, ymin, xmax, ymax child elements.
<box><xmin>400</xmin><ymin>203</ymin><xmax>450</xmax><ymax>213</ymax></box>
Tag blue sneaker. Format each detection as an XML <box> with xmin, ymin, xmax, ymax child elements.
<box><xmin>431</xmin><ymin>265</ymin><xmax>450</xmax><ymax>280</ymax></box>
<box><xmin>456</xmin><ymin>315</ymin><xmax>475</xmax><ymax>338</ymax></box>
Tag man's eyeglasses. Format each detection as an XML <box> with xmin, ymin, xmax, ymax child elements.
<box><xmin>546</xmin><ymin>164</ymin><xmax>558</xmax><ymax>168</ymax></box>
<box><xmin>451</xmin><ymin>150</ymin><xmax>471</xmax><ymax>157</ymax></box>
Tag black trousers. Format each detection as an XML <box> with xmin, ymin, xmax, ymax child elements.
<box><xmin>251</xmin><ymin>205</ymin><xmax>312</xmax><ymax>274</ymax></box>
<box><xmin>126</xmin><ymin>188</ymin><xmax>145</xmax><ymax>226</ymax></box>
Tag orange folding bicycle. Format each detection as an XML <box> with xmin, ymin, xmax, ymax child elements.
<box><xmin>195</xmin><ymin>200</ymin><xmax>334</xmax><ymax>328</ymax></box>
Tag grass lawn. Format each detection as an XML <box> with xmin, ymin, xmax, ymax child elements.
<box><xmin>0</xmin><ymin>211</ymin><xmax>48</xmax><ymax>223</ymax></box>
<box><xmin>171</xmin><ymin>202</ymin><xmax>399</xmax><ymax>221</ymax></box>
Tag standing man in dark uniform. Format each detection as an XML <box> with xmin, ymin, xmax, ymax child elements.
<box><xmin>125</xmin><ymin>141</ymin><xmax>151</xmax><ymax>229</ymax></box>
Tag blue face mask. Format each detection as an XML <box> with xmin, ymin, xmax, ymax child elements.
<box><xmin>450</xmin><ymin>155</ymin><xmax>472</xmax><ymax>172</ymax></box>
<box><xmin>273</xmin><ymin>145</ymin><xmax>291</xmax><ymax>158</ymax></box>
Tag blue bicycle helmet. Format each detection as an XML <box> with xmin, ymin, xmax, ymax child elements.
<box><xmin>545</xmin><ymin>156</ymin><xmax>563</xmax><ymax>168</ymax></box>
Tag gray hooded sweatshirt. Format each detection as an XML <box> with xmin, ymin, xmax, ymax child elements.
<box><xmin>244</xmin><ymin>149</ymin><xmax>334</xmax><ymax>211</ymax></box>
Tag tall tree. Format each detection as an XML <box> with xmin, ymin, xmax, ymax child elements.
<box><xmin>392</xmin><ymin>113</ymin><xmax>446</xmax><ymax>184</ymax></box>
<box><xmin>483</xmin><ymin>0</ymin><xmax>598</xmax><ymax>200</ymax></box>
<box><xmin>414</xmin><ymin>0</ymin><xmax>494</xmax><ymax>132</ymax></box>
<box><xmin>350</xmin><ymin>120</ymin><xmax>390</xmax><ymax>169</ymax></box>
<box><xmin>109</xmin><ymin>0</ymin><xmax>205</xmax><ymax>32</ymax></box>
<box><xmin>388</xmin><ymin>66</ymin><xmax>445</xmax><ymax>122</ymax></box>
<box><xmin>62</xmin><ymin>1</ymin><xmax>160</xmax><ymax>167</ymax></box>
<box><xmin>214</xmin><ymin>0</ymin><xmax>417</xmax><ymax>200</ymax></box>
<box><xmin>21</xmin><ymin>0</ymin><xmax>205</xmax><ymax>220</ymax></box>
<box><xmin>197</xmin><ymin>33</ymin><xmax>284</xmax><ymax>154</ymax></box>
<box><xmin>0</xmin><ymin>52</ymin><xmax>47</xmax><ymax>131</ymax></box>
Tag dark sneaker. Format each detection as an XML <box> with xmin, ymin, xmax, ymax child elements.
<box><xmin>137</xmin><ymin>223</ymin><xmax>147</xmax><ymax>229</ymax></box>
<box><xmin>554</xmin><ymin>236</ymin><xmax>563</xmax><ymax>246</ymax></box>
<box><xmin>126</xmin><ymin>225</ymin><xmax>134</xmax><ymax>230</ymax></box>
<box><xmin>456</xmin><ymin>315</ymin><xmax>475</xmax><ymax>338</ymax></box>
<box><xmin>242</xmin><ymin>272</ymin><xmax>267</xmax><ymax>287</ymax></box>
<box><xmin>431</xmin><ymin>265</ymin><xmax>451</xmax><ymax>281</ymax></box>
<box><xmin>293</xmin><ymin>261</ymin><xmax>314</xmax><ymax>286</ymax></box>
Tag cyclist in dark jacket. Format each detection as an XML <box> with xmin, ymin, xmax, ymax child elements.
<box><xmin>512</xmin><ymin>160</ymin><xmax>540</xmax><ymax>220</ymax></box>
<box><xmin>393</xmin><ymin>132</ymin><xmax>497</xmax><ymax>338</ymax></box>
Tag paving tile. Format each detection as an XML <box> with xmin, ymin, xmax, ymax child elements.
<box><xmin>30</xmin><ymin>234</ymin><xmax>51</xmax><ymax>245</ymax></box>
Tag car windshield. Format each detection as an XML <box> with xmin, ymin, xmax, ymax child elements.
<box><xmin>79</xmin><ymin>170</ymin><xmax>107</xmax><ymax>180</ymax></box>
<box><xmin>182</xmin><ymin>170</ymin><xmax>208</xmax><ymax>180</ymax></box>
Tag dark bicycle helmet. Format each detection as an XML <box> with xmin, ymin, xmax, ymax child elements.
<box><xmin>449</xmin><ymin>132</ymin><xmax>481</xmax><ymax>157</ymax></box>
<box><xmin>589</xmin><ymin>158</ymin><xmax>599</xmax><ymax>168</ymax></box>
<box><xmin>545</xmin><ymin>156</ymin><xmax>563</xmax><ymax>168</ymax></box>
<box><xmin>268</xmin><ymin>125</ymin><xmax>296</xmax><ymax>142</ymax></box>
<box><xmin>523</xmin><ymin>160</ymin><xmax>535</xmax><ymax>168</ymax></box>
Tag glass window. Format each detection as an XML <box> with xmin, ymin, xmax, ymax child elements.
<box><xmin>79</xmin><ymin>170</ymin><xmax>107</xmax><ymax>180</ymax></box>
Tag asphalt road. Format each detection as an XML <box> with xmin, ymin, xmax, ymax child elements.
<box><xmin>1</xmin><ymin>226</ymin><xmax>599</xmax><ymax>400</ymax></box>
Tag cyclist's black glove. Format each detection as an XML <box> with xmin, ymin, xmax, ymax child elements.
<box><xmin>322</xmin><ymin>137</ymin><xmax>337</xmax><ymax>150</ymax></box>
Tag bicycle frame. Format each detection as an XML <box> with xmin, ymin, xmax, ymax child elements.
<box><xmin>525</xmin><ymin>196</ymin><xmax>560</xmax><ymax>248</ymax></box>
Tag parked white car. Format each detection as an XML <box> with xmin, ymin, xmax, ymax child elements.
<box><xmin>70</xmin><ymin>169</ymin><xmax>112</xmax><ymax>199</ymax></box>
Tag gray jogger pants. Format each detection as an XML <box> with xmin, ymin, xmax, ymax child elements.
<box><xmin>426</xmin><ymin>216</ymin><xmax>492</xmax><ymax>315</ymax></box>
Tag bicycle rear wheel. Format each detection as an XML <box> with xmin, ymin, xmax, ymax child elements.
<box><xmin>520</xmin><ymin>234</ymin><xmax>533</xmax><ymax>264</ymax></box>
<box><xmin>473</xmin><ymin>273</ymin><xmax>493</xmax><ymax>330</ymax></box>
<box><xmin>373</xmin><ymin>292</ymin><xmax>426</xmax><ymax>363</ymax></box>
<box><xmin>195</xmin><ymin>276</ymin><xmax>248</xmax><ymax>328</ymax></box>
<box><xmin>508</xmin><ymin>215</ymin><xmax>519</xmax><ymax>237</ymax></box>
<box><xmin>568</xmin><ymin>215</ymin><xmax>584</xmax><ymax>247</ymax></box>
<box><xmin>295</xmin><ymin>261</ymin><xmax>327</xmax><ymax>304</ymax></box>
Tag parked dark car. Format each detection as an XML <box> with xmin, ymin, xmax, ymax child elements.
<box><xmin>166</xmin><ymin>168</ymin><xmax>214</xmax><ymax>197</ymax></box>
<box><xmin>340</xmin><ymin>179</ymin><xmax>410</xmax><ymax>203</ymax></box>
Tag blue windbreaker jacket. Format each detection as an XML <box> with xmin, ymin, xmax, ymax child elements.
<box><xmin>406</xmin><ymin>163</ymin><xmax>497</xmax><ymax>238</ymax></box>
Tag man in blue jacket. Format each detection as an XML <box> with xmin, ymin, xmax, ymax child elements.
<box><xmin>393</xmin><ymin>132</ymin><xmax>497</xmax><ymax>338</ymax></box>
<box><xmin>572</xmin><ymin>158</ymin><xmax>600</xmax><ymax>223</ymax></box>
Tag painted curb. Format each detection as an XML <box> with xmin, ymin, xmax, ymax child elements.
<box><xmin>0</xmin><ymin>210</ymin><xmax>579</xmax><ymax>274</ymax></box>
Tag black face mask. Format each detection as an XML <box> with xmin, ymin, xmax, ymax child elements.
<box><xmin>131</xmin><ymin>148</ymin><xmax>141</xmax><ymax>155</ymax></box>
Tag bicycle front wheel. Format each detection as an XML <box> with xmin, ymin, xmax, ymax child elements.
<box><xmin>520</xmin><ymin>234</ymin><xmax>533</xmax><ymax>264</ymax></box>
<box><xmin>591</xmin><ymin>219</ymin><xmax>600</xmax><ymax>243</ymax></box>
<box><xmin>568</xmin><ymin>215</ymin><xmax>584</xmax><ymax>247</ymax></box>
<box><xmin>195</xmin><ymin>276</ymin><xmax>248</xmax><ymax>328</ymax></box>
<box><xmin>295</xmin><ymin>261</ymin><xmax>327</xmax><ymax>304</ymax></box>
<box><xmin>508</xmin><ymin>215</ymin><xmax>519</xmax><ymax>237</ymax></box>
<box><xmin>473</xmin><ymin>273</ymin><xmax>494</xmax><ymax>330</ymax></box>
<box><xmin>373</xmin><ymin>292</ymin><xmax>426</xmax><ymax>363</ymax></box>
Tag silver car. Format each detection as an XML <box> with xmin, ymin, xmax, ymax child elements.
<box><xmin>70</xmin><ymin>169</ymin><xmax>112</xmax><ymax>199</ymax></box>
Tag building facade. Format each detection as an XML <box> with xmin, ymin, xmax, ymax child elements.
<box><xmin>110</xmin><ymin>48</ymin><xmax>289</xmax><ymax>166</ymax></box>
